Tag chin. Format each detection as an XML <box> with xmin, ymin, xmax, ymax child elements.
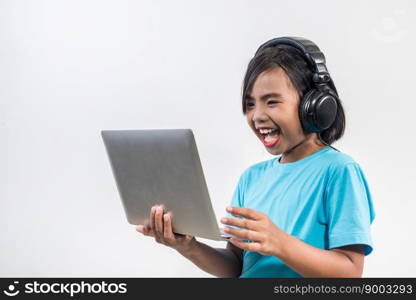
<box><xmin>266</xmin><ymin>147</ymin><xmax>282</xmax><ymax>156</ymax></box>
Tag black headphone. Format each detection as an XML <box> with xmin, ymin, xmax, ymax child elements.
<box><xmin>255</xmin><ymin>37</ymin><xmax>339</xmax><ymax>136</ymax></box>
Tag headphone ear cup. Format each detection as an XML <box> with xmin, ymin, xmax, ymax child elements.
<box><xmin>300</xmin><ymin>89</ymin><xmax>319</xmax><ymax>133</ymax></box>
<box><xmin>300</xmin><ymin>89</ymin><xmax>338</xmax><ymax>132</ymax></box>
<box><xmin>315</xmin><ymin>93</ymin><xmax>338</xmax><ymax>131</ymax></box>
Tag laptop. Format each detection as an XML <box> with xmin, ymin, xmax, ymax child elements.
<box><xmin>101</xmin><ymin>129</ymin><xmax>233</xmax><ymax>241</ymax></box>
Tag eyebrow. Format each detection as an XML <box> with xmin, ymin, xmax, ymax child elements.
<box><xmin>245</xmin><ymin>93</ymin><xmax>283</xmax><ymax>102</ymax></box>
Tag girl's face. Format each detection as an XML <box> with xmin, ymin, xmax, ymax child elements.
<box><xmin>245</xmin><ymin>67</ymin><xmax>321</xmax><ymax>159</ymax></box>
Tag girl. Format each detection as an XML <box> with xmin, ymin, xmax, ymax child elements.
<box><xmin>136</xmin><ymin>37</ymin><xmax>375</xmax><ymax>278</ymax></box>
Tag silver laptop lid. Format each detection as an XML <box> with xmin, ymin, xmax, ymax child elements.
<box><xmin>102</xmin><ymin>129</ymin><xmax>225</xmax><ymax>241</ymax></box>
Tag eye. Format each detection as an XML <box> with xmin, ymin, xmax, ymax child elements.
<box><xmin>245</xmin><ymin>101</ymin><xmax>280</xmax><ymax>109</ymax></box>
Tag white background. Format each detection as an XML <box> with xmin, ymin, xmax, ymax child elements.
<box><xmin>1</xmin><ymin>0</ymin><xmax>415</xmax><ymax>277</ymax></box>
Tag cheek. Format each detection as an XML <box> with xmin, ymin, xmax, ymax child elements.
<box><xmin>276</xmin><ymin>107</ymin><xmax>300</xmax><ymax>127</ymax></box>
<box><xmin>246</xmin><ymin>113</ymin><xmax>252</xmax><ymax>126</ymax></box>
<box><xmin>245</xmin><ymin>112</ymin><xmax>253</xmax><ymax>126</ymax></box>
<box><xmin>279</xmin><ymin>109</ymin><xmax>304</xmax><ymax>136</ymax></box>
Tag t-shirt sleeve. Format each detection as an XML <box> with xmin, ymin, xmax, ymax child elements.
<box><xmin>325</xmin><ymin>162</ymin><xmax>376</xmax><ymax>255</ymax></box>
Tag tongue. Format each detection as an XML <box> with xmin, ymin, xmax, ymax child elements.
<box><xmin>264</xmin><ymin>132</ymin><xmax>279</xmax><ymax>143</ymax></box>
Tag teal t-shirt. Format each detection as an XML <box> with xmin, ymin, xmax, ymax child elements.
<box><xmin>227</xmin><ymin>147</ymin><xmax>375</xmax><ymax>278</ymax></box>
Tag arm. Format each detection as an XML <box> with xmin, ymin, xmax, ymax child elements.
<box><xmin>222</xmin><ymin>206</ymin><xmax>364</xmax><ymax>277</ymax></box>
<box><xmin>278</xmin><ymin>234</ymin><xmax>364</xmax><ymax>277</ymax></box>
<box><xmin>136</xmin><ymin>205</ymin><xmax>242</xmax><ymax>278</ymax></box>
<box><xmin>178</xmin><ymin>241</ymin><xmax>242</xmax><ymax>278</ymax></box>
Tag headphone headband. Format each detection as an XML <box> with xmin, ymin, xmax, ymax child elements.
<box><xmin>255</xmin><ymin>36</ymin><xmax>331</xmax><ymax>84</ymax></box>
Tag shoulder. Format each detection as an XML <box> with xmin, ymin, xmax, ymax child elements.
<box><xmin>233</xmin><ymin>158</ymin><xmax>275</xmax><ymax>187</ymax></box>
<box><xmin>241</xmin><ymin>157</ymin><xmax>275</xmax><ymax>178</ymax></box>
<box><xmin>319</xmin><ymin>148</ymin><xmax>362</xmax><ymax>172</ymax></box>
<box><xmin>238</xmin><ymin>148</ymin><xmax>366</xmax><ymax>181</ymax></box>
<box><xmin>294</xmin><ymin>147</ymin><xmax>367</xmax><ymax>184</ymax></box>
<box><xmin>322</xmin><ymin>148</ymin><xmax>356</xmax><ymax>166</ymax></box>
<box><xmin>321</xmin><ymin>149</ymin><xmax>369</xmax><ymax>187</ymax></box>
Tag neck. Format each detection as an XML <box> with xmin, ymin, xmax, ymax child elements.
<box><xmin>279</xmin><ymin>134</ymin><xmax>326</xmax><ymax>163</ymax></box>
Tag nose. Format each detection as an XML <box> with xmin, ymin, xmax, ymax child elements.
<box><xmin>251</xmin><ymin>105</ymin><xmax>270</xmax><ymax>123</ymax></box>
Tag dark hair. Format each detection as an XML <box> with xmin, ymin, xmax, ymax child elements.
<box><xmin>242</xmin><ymin>45</ymin><xmax>345</xmax><ymax>145</ymax></box>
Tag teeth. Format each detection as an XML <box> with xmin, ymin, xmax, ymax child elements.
<box><xmin>259</xmin><ymin>128</ymin><xmax>277</xmax><ymax>135</ymax></box>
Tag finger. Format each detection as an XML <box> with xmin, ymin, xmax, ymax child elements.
<box><xmin>229</xmin><ymin>238</ymin><xmax>261</xmax><ymax>252</ymax></box>
<box><xmin>223</xmin><ymin>226</ymin><xmax>260</xmax><ymax>242</ymax></box>
<box><xmin>136</xmin><ymin>225</ymin><xmax>155</xmax><ymax>237</ymax></box>
<box><xmin>136</xmin><ymin>225</ymin><xmax>145</xmax><ymax>233</ymax></box>
<box><xmin>226</xmin><ymin>206</ymin><xmax>263</xmax><ymax>220</ymax></box>
<box><xmin>220</xmin><ymin>217</ymin><xmax>258</xmax><ymax>230</ymax></box>
<box><xmin>144</xmin><ymin>218</ymin><xmax>151</xmax><ymax>230</ymax></box>
<box><xmin>151</xmin><ymin>206</ymin><xmax>160</xmax><ymax>240</ymax></box>
<box><xmin>163</xmin><ymin>212</ymin><xmax>175</xmax><ymax>240</ymax></box>
<box><xmin>143</xmin><ymin>225</ymin><xmax>155</xmax><ymax>237</ymax></box>
<box><xmin>155</xmin><ymin>205</ymin><xmax>165</xmax><ymax>236</ymax></box>
<box><xmin>143</xmin><ymin>219</ymin><xmax>156</xmax><ymax>236</ymax></box>
<box><xmin>150</xmin><ymin>206</ymin><xmax>157</xmax><ymax>230</ymax></box>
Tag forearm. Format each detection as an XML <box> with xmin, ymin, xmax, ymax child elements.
<box><xmin>278</xmin><ymin>233</ymin><xmax>361</xmax><ymax>277</ymax></box>
<box><xmin>178</xmin><ymin>240</ymin><xmax>241</xmax><ymax>278</ymax></box>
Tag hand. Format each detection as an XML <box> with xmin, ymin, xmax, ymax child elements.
<box><xmin>136</xmin><ymin>204</ymin><xmax>197</xmax><ymax>254</ymax></box>
<box><xmin>220</xmin><ymin>206</ymin><xmax>288</xmax><ymax>257</ymax></box>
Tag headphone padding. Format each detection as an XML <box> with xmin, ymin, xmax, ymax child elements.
<box><xmin>300</xmin><ymin>89</ymin><xmax>338</xmax><ymax>132</ymax></box>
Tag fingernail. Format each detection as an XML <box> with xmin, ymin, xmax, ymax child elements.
<box><xmin>151</xmin><ymin>207</ymin><xmax>156</xmax><ymax>213</ymax></box>
<box><xmin>226</xmin><ymin>206</ymin><xmax>232</xmax><ymax>212</ymax></box>
<box><xmin>221</xmin><ymin>217</ymin><xmax>227</xmax><ymax>223</ymax></box>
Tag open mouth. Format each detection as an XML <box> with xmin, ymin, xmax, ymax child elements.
<box><xmin>256</xmin><ymin>128</ymin><xmax>281</xmax><ymax>147</ymax></box>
